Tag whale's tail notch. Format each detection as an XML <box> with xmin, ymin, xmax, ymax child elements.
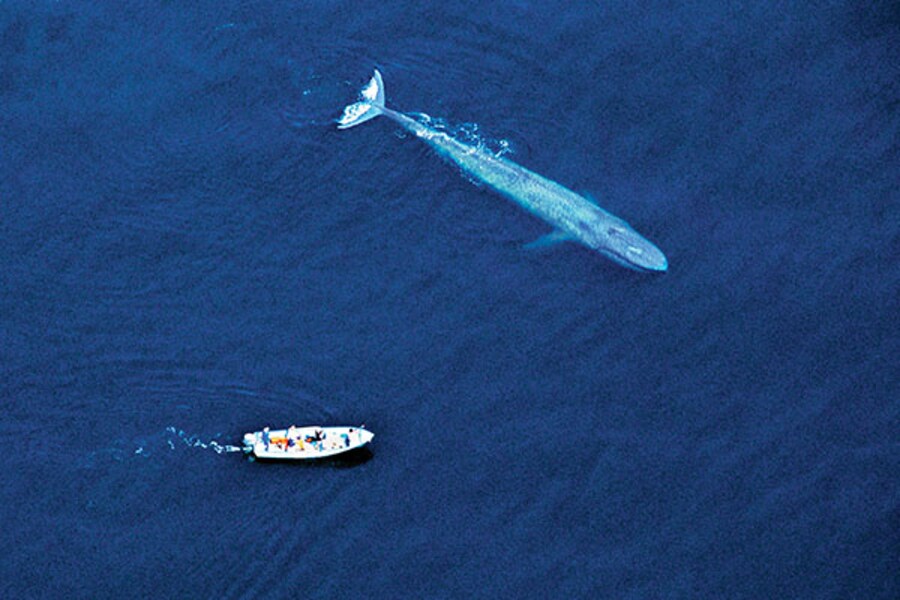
<box><xmin>337</xmin><ymin>69</ymin><xmax>385</xmax><ymax>129</ymax></box>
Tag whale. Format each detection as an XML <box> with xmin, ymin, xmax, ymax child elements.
<box><xmin>337</xmin><ymin>70</ymin><xmax>667</xmax><ymax>272</ymax></box>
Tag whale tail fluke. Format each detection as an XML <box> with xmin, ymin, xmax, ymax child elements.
<box><xmin>337</xmin><ymin>69</ymin><xmax>385</xmax><ymax>129</ymax></box>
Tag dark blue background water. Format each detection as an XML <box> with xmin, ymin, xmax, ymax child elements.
<box><xmin>2</xmin><ymin>1</ymin><xmax>897</xmax><ymax>597</ymax></box>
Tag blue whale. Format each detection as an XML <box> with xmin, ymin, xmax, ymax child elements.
<box><xmin>338</xmin><ymin>70</ymin><xmax>667</xmax><ymax>272</ymax></box>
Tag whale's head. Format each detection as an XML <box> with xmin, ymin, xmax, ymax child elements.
<box><xmin>583</xmin><ymin>218</ymin><xmax>668</xmax><ymax>272</ymax></box>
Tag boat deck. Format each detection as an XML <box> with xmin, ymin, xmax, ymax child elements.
<box><xmin>243</xmin><ymin>426</ymin><xmax>373</xmax><ymax>460</ymax></box>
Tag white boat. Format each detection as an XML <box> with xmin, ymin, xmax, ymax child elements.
<box><xmin>242</xmin><ymin>425</ymin><xmax>374</xmax><ymax>460</ymax></box>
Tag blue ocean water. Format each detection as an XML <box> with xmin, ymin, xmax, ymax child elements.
<box><xmin>1</xmin><ymin>1</ymin><xmax>898</xmax><ymax>597</ymax></box>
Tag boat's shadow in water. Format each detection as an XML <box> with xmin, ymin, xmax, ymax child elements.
<box><xmin>248</xmin><ymin>446</ymin><xmax>374</xmax><ymax>469</ymax></box>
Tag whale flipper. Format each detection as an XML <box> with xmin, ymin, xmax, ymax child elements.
<box><xmin>337</xmin><ymin>70</ymin><xmax>386</xmax><ymax>129</ymax></box>
<box><xmin>524</xmin><ymin>230</ymin><xmax>574</xmax><ymax>249</ymax></box>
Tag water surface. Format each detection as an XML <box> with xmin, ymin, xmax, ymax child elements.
<box><xmin>1</xmin><ymin>1</ymin><xmax>897</xmax><ymax>597</ymax></box>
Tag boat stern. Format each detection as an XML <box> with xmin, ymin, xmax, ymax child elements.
<box><xmin>242</xmin><ymin>432</ymin><xmax>258</xmax><ymax>453</ymax></box>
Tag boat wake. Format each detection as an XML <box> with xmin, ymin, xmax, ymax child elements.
<box><xmin>161</xmin><ymin>426</ymin><xmax>243</xmax><ymax>455</ymax></box>
<box><xmin>75</xmin><ymin>427</ymin><xmax>243</xmax><ymax>474</ymax></box>
<box><xmin>121</xmin><ymin>427</ymin><xmax>242</xmax><ymax>461</ymax></box>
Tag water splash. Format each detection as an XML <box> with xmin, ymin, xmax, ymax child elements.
<box><xmin>164</xmin><ymin>426</ymin><xmax>243</xmax><ymax>455</ymax></box>
<box><xmin>407</xmin><ymin>112</ymin><xmax>515</xmax><ymax>159</ymax></box>
<box><xmin>402</xmin><ymin>112</ymin><xmax>516</xmax><ymax>188</ymax></box>
<box><xmin>79</xmin><ymin>427</ymin><xmax>241</xmax><ymax>470</ymax></box>
<box><xmin>282</xmin><ymin>71</ymin><xmax>359</xmax><ymax>129</ymax></box>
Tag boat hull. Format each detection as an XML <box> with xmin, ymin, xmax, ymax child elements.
<box><xmin>243</xmin><ymin>425</ymin><xmax>374</xmax><ymax>461</ymax></box>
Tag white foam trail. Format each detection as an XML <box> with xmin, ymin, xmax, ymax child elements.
<box><xmin>409</xmin><ymin>112</ymin><xmax>514</xmax><ymax>158</ymax></box>
<box><xmin>164</xmin><ymin>426</ymin><xmax>243</xmax><ymax>454</ymax></box>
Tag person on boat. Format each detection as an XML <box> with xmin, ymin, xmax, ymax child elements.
<box><xmin>287</xmin><ymin>425</ymin><xmax>298</xmax><ymax>451</ymax></box>
<box><xmin>262</xmin><ymin>427</ymin><xmax>271</xmax><ymax>451</ymax></box>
